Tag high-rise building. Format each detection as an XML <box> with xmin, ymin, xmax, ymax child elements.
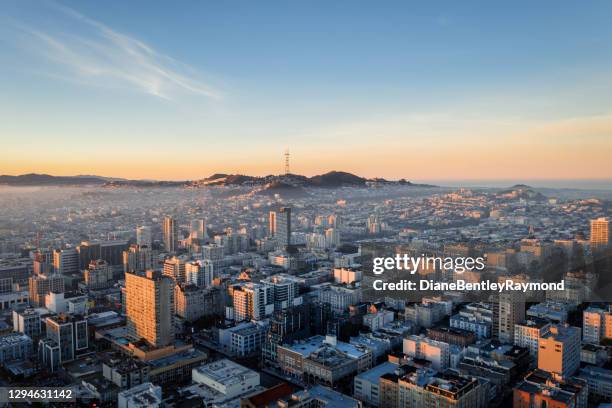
<box><xmin>123</xmin><ymin>244</ymin><xmax>153</xmax><ymax>273</ymax></box>
<box><xmin>53</xmin><ymin>248</ymin><xmax>79</xmax><ymax>275</ymax></box>
<box><xmin>583</xmin><ymin>305</ymin><xmax>611</xmax><ymax>344</ymax></box>
<box><xmin>0</xmin><ymin>263</ymin><xmax>29</xmax><ymax>285</ymax></box>
<box><xmin>590</xmin><ymin>217</ymin><xmax>610</xmax><ymax>249</ymax></box>
<box><xmin>367</xmin><ymin>214</ymin><xmax>382</xmax><ymax>234</ymax></box>
<box><xmin>498</xmin><ymin>291</ymin><xmax>525</xmax><ymax>343</ymax></box>
<box><xmin>190</xmin><ymin>219</ymin><xmax>207</xmax><ymax>240</ymax></box>
<box><xmin>136</xmin><ymin>226</ymin><xmax>152</xmax><ymax>247</ymax></box>
<box><xmin>231</xmin><ymin>282</ymin><xmax>273</xmax><ymax>322</ymax></box>
<box><xmin>185</xmin><ymin>260</ymin><xmax>214</xmax><ymax>288</ymax></box>
<box><xmin>262</xmin><ymin>304</ymin><xmax>311</xmax><ymax>365</ymax></box>
<box><xmin>318</xmin><ymin>284</ymin><xmax>362</xmax><ymax>314</ymax></box>
<box><xmin>84</xmin><ymin>259</ymin><xmax>113</xmax><ymax>289</ymax></box>
<box><xmin>13</xmin><ymin>308</ymin><xmax>41</xmax><ymax>340</ymax></box>
<box><xmin>514</xmin><ymin>318</ymin><xmax>551</xmax><ymax>359</ymax></box>
<box><xmin>163</xmin><ymin>256</ymin><xmax>187</xmax><ymax>284</ymax></box>
<box><xmin>538</xmin><ymin>323</ymin><xmax>581</xmax><ymax>380</ymax></box>
<box><xmin>45</xmin><ymin>314</ymin><xmax>88</xmax><ymax>363</ymax></box>
<box><xmin>125</xmin><ymin>270</ymin><xmax>175</xmax><ymax>347</ymax></box>
<box><xmin>202</xmin><ymin>244</ymin><xmax>224</xmax><ymax>261</ymax></box>
<box><xmin>163</xmin><ymin>216</ymin><xmax>179</xmax><ymax>253</ymax></box>
<box><xmin>325</xmin><ymin>228</ymin><xmax>340</xmax><ymax>248</ymax></box>
<box><xmin>33</xmin><ymin>249</ymin><xmax>54</xmax><ymax>276</ymax></box>
<box><xmin>77</xmin><ymin>240</ymin><xmax>129</xmax><ymax>269</ymax></box>
<box><xmin>261</xmin><ymin>274</ymin><xmax>301</xmax><ymax>311</ymax></box>
<box><xmin>270</xmin><ymin>207</ymin><xmax>291</xmax><ymax>247</ymax></box>
<box><xmin>28</xmin><ymin>273</ymin><xmax>64</xmax><ymax>306</ymax></box>
<box><xmin>174</xmin><ymin>285</ymin><xmax>220</xmax><ymax>322</ymax></box>
<box><xmin>214</xmin><ymin>232</ymin><xmax>248</xmax><ymax>255</ymax></box>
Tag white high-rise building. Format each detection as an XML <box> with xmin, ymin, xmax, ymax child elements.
<box><xmin>261</xmin><ymin>274</ymin><xmax>301</xmax><ymax>311</ymax></box>
<box><xmin>325</xmin><ymin>228</ymin><xmax>340</xmax><ymax>248</ymax></box>
<box><xmin>136</xmin><ymin>226</ymin><xmax>152</xmax><ymax>247</ymax></box>
<box><xmin>185</xmin><ymin>260</ymin><xmax>214</xmax><ymax>288</ymax></box>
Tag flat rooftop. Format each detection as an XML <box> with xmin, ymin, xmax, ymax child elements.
<box><xmin>355</xmin><ymin>361</ymin><xmax>399</xmax><ymax>384</ymax></box>
<box><xmin>193</xmin><ymin>358</ymin><xmax>258</xmax><ymax>386</ymax></box>
<box><xmin>294</xmin><ymin>385</ymin><xmax>360</xmax><ymax>408</ymax></box>
<box><xmin>285</xmin><ymin>335</ymin><xmax>369</xmax><ymax>360</ymax></box>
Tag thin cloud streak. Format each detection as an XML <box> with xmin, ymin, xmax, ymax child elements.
<box><xmin>12</xmin><ymin>3</ymin><xmax>221</xmax><ymax>101</ymax></box>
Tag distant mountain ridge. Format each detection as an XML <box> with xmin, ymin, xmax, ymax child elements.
<box><xmin>191</xmin><ymin>170</ymin><xmax>435</xmax><ymax>188</ymax></box>
<box><xmin>0</xmin><ymin>172</ymin><xmax>435</xmax><ymax>188</ymax></box>
<box><xmin>0</xmin><ymin>173</ymin><xmax>107</xmax><ymax>186</ymax></box>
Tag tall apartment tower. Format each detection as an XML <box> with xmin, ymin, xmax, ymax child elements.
<box><xmin>269</xmin><ymin>207</ymin><xmax>291</xmax><ymax>247</ymax></box>
<box><xmin>232</xmin><ymin>283</ymin><xmax>272</xmax><ymax>322</ymax></box>
<box><xmin>538</xmin><ymin>324</ymin><xmax>581</xmax><ymax>380</ymax></box>
<box><xmin>163</xmin><ymin>256</ymin><xmax>187</xmax><ymax>284</ymax></box>
<box><xmin>590</xmin><ymin>217</ymin><xmax>610</xmax><ymax>250</ymax></box>
<box><xmin>190</xmin><ymin>219</ymin><xmax>208</xmax><ymax>240</ymax></box>
<box><xmin>136</xmin><ymin>226</ymin><xmax>152</xmax><ymax>247</ymax></box>
<box><xmin>498</xmin><ymin>291</ymin><xmax>525</xmax><ymax>343</ymax></box>
<box><xmin>125</xmin><ymin>270</ymin><xmax>175</xmax><ymax>347</ymax></box>
<box><xmin>163</xmin><ymin>216</ymin><xmax>179</xmax><ymax>253</ymax></box>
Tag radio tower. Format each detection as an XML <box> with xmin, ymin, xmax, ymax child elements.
<box><xmin>284</xmin><ymin>149</ymin><xmax>290</xmax><ymax>175</ymax></box>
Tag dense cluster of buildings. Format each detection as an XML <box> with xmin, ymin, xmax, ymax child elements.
<box><xmin>0</xmin><ymin>184</ymin><xmax>610</xmax><ymax>406</ymax></box>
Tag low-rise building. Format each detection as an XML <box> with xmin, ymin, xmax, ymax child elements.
<box><xmin>117</xmin><ymin>382</ymin><xmax>162</xmax><ymax>408</ymax></box>
<box><xmin>0</xmin><ymin>332</ymin><xmax>32</xmax><ymax>365</ymax></box>
<box><xmin>514</xmin><ymin>370</ymin><xmax>587</xmax><ymax>408</ymax></box>
<box><xmin>354</xmin><ymin>361</ymin><xmax>399</xmax><ymax>406</ymax></box>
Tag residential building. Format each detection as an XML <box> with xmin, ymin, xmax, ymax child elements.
<box><xmin>537</xmin><ymin>324</ymin><xmax>581</xmax><ymax>379</ymax></box>
<box><xmin>125</xmin><ymin>270</ymin><xmax>175</xmax><ymax>347</ymax></box>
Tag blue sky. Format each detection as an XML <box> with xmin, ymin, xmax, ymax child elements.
<box><xmin>1</xmin><ymin>1</ymin><xmax>612</xmax><ymax>180</ymax></box>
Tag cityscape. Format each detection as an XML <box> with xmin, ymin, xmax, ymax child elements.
<box><xmin>0</xmin><ymin>174</ymin><xmax>610</xmax><ymax>407</ymax></box>
<box><xmin>2</xmin><ymin>1</ymin><xmax>612</xmax><ymax>407</ymax></box>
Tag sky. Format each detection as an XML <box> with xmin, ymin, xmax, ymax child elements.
<box><xmin>1</xmin><ymin>0</ymin><xmax>612</xmax><ymax>181</ymax></box>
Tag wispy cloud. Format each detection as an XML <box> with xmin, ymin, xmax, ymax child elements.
<box><xmin>10</xmin><ymin>2</ymin><xmax>221</xmax><ymax>101</ymax></box>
